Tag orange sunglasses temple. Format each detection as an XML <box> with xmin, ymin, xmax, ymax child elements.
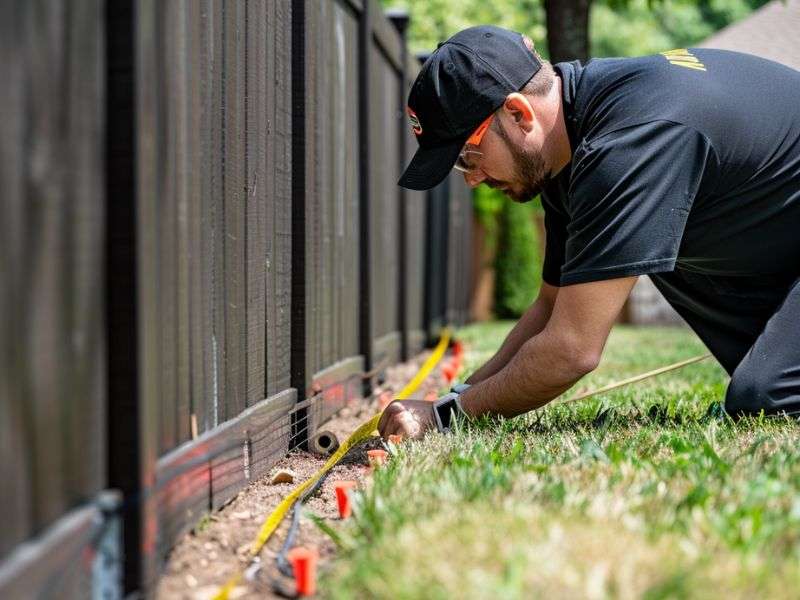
<box><xmin>466</xmin><ymin>113</ymin><xmax>495</xmax><ymax>146</ymax></box>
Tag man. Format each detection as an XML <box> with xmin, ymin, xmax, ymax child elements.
<box><xmin>378</xmin><ymin>25</ymin><xmax>800</xmax><ymax>441</ymax></box>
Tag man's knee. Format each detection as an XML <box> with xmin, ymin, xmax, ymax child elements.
<box><xmin>725</xmin><ymin>362</ymin><xmax>775</xmax><ymax>417</ymax></box>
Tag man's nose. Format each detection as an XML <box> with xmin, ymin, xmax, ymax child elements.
<box><xmin>464</xmin><ymin>170</ymin><xmax>485</xmax><ymax>188</ymax></box>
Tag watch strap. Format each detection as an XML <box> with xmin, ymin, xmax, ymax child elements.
<box><xmin>450</xmin><ymin>383</ymin><xmax>472</xmax><ymax>394</ymax></box>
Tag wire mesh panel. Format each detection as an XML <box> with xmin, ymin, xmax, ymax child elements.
<box><xmin>0</xmin><ymin>0</ymin><xmax>106</xmax><ymax>562</ymax></box>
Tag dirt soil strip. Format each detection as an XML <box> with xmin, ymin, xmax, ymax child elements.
<box><xmin>156</xmin><ymin>349</ymin><xmax>450</xmax><ymax>599</ymax></box>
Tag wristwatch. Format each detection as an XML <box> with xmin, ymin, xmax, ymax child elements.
<box><xmin>433</xmin><ymin>383</ymin><xmax>472</xmax><ymax>433</ymax></box>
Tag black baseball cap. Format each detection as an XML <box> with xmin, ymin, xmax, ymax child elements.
<box><xmin>398</xmin><ymin>25</ymin><xmax>542</xmax><ymax>191</ymax></box>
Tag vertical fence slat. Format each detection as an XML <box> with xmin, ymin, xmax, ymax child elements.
<box><xmin>269</xmin><ymin>0</ymin><xmax>293</xmax><ymax>397</ymax></box>
<box><xmin>156</xmin><ymin>1</ymin><xmax>177</xmax><ymax>455</ymax></box>
<box><xmin>187</xmin><ymin>0</ymin><xmax>209</xmax><ymax>437</ymax></box>
<box><xmin>368</xmin><ymin>17</ymin><xmax>403</xmax><ymax>368</ymax></box>
<box><xmin>136</xmin><ymin>0</ymin><xmax>165</xmax><ymax>588</ymax></box>
<box><xmin>199</xmin><ymin>0</ymin><xmax>218</xmax><ymax>434</ymax></box>
<box><xmin>358</xmin><ymin>0</ymin><xmax>373</xmax><ymax>386</ymax></box>
<box><xmin>222</xmin><ymin>0</ymin><xmax>247</xmax><ymax>420</ymax></box>
<box><xmin>343</xmin><ymin>6</ymin><xmax>360</xmax><ymax>364</ymax></box>
<box><xmin>1</xmin><ymin>0</ymin><xmax>106</xmax><ymax>570</ymax></box>
<box><xmin>0</xmin><ymin>0</ymin><xmax>33</xmax><ymax>559</ymax></box>
<box><xmin>24</xmin><ymin>0</ymin><xmax>70</xmax><ymax>531</ymax></box>
<box><xmin>246</xmin><ymin>1</ymin><xmax>267</xmax><ymax>406</ymax></box>
<box><xmin>173</xmin><ymin>0</ymin><xmax>192</xmax><ymax>445</ymax></box>
<box><xmin>209</xmin><ymin>0</ymin><xmax>226</xmax><ymax>429</ymax></box>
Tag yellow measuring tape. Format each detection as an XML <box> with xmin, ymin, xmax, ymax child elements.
<box><xmin>213</xmin><ymin>328</ymin><xmax>452</xmax><ymax>599</ymax></box>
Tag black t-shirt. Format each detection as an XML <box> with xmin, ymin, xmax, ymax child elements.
<box><xmin>542</xmin><ymin>49</ymin><xmax>800</xmax><ymax>372</ymax></box>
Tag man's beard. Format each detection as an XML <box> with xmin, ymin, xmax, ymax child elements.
<box><xmin>487</xmin><ymin>119</ymin><xmax>549</xmax><ymax>203</ymax></box>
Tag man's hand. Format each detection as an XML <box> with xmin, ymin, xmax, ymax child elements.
<box><xmin>378</xmin><ymin>400</ymin><xmax>436</xmax><ymax>440</ymax></box>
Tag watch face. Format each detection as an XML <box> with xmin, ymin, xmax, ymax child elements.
<box><xmin>435</xmin><ymin>395</ymin><xmax>458</xmax><ymax>432</ymax></box>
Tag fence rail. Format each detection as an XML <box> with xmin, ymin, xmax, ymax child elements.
<box><xmin>0</xmin><ymin>1</ymin><xmax>473</xmax><ymax>597</ymax></box>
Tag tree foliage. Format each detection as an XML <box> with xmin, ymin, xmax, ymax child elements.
<box><xmin>382</xmin><ymin>0</ymin><xmax>770</xmax><ymax>58</ymax></box>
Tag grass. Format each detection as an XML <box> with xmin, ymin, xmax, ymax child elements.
<box><xmin>320</xmin><ymin>323</ymin><xmax>800</xmax><ymax>599</ymax></box>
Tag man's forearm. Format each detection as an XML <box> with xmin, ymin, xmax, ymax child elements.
<box><xmin>465</xmin><ymin>295</ymin><xmax>554</xmax><ymax>385</ymax></box>
<box><xmin>460</xmin><ymin>326</ymin><xmax>595</xmax><ymax>418</ymax></box>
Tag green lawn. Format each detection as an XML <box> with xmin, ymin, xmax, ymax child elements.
<box><xmin>323</xmin><ymin>323</ymin><xmax>800</xmax><ymax>599</ymax></box>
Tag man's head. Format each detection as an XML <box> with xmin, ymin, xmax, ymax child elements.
<box><xmin>399</xmin><ymin>26</ymin><xmax>566</xmax><ymax>203</ymax></box>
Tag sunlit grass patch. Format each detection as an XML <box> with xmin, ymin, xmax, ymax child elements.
<box><xmin>321</xmin><ymin>324</ymin><xmax>800</xmax><ymax>599</ymax></box>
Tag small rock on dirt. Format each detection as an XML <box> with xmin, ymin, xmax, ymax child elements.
<box><xmin>269</xmin><ymin>468</ymin><xmax>296</xmax><ymax>485</ymax></box>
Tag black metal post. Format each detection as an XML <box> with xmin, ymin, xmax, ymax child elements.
<box><xmin>290</xmin><ymin>0</ymin><xmax>308</xmax><ymax>450</ymax></box>
<box><xmin>387</xmin><ymin>9</ymin><xmax>410</xmax><ymax>361</ymax></box>
<box><xmin>358</xmin><ymin>0</ymin><xmax>374</xmax><ymax>396</ymax></box>
<box><xmin>104</xmin><ymin>0</ymin><xmax>141</xmax><ymax>593</ymax></box>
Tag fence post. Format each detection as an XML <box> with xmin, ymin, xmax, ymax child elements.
<box><xmin>92</xmin><ymin>491</ymin><xmax>124</xmax><ymax>600</ymax></box>
<box><xmin>290</xmin><ymin>0</ymin><xmax>308</xmax><ymax>450</ymax></box>
<box><xmin>358</xmin><ymin>0</ymin><xmax>374</xmax><ymax>395</ymax></box>
<box><xmin>386</xmin><ymin>9</ymin><xmax>411</xmax><ymax>361</ymax></box>
<box><xmin>105</xmin><ymin>0</ymin><xmax>145</xmax><ymax>593</ymax></box>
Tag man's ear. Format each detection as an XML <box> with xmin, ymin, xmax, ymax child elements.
<box><xmin>502</xmin><ymin>93</ymin><xmax>534</xmax><ymax>131</ymax></box>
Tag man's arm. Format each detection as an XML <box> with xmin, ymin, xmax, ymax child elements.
<box><xmin>465</xmin><ymin>281</ymin><xmax>559</xmax><ymax>385</ymax></box>
<box><xmin>460</xmin><ymin>276</ymin><xmax>637</xmax><ymax>417</ymax></box>
<box><xmin>377</xmin><ymin>276</ymin><xmax>636</xmax><ymax>440</ymax></box>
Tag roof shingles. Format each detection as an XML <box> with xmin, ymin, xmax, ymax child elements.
<box><xmin>699</xmin><ymin>0</ymin><xmax>800</xmax><ymax>71</ymax></box>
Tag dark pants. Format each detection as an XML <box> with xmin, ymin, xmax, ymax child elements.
<box><xmin>725</xmin><ymin>276</ymin><xmax>800</xmax><ymax>417</ymax></box>
<box><xmin>652</xmin><ymin>271</ymin><xmax>800</xmax><ymax>417</ymax></box>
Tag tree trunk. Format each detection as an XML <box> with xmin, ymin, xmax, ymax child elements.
<box><xmin>544</xmin><ymin>0</ymin><xmax>592</xmax><ymax>63</ymax></box>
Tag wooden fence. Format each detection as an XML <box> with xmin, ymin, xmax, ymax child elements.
<box><xmin>0</xmin><ymin>1</ymin><xmax>120</xmax><ymax>598</ymax></box>
<box><xmin>0</xmin><ymin>1</ymin><xmax>473</xmax><ymax>597</ymax></box>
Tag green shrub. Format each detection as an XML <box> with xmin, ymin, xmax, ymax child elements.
<box><xmin>492</xmin><ymin>196</ymin><xmax>541</xmax><ymax>318</ymax></box>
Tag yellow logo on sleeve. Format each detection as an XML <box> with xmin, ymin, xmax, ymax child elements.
<box><xmin>661</xmin><ymin>49</ymin><xmax>706</xmax><ymax>71</ymax></box>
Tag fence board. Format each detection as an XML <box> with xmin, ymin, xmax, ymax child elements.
<box><xmin>268</xmin><ymin>0</ymin><xmax>293</xmax><ymax>398</ymax></box>
<box><xmin>303</xmin><ymin>0</ymin><xmax>362</xmax><ymax>421</ymax></box>
<box><xmin>172</xmin><ymin>0</ymin><xmax>193</xmax><ymax>447</ymax></box>
<box><xmin>0</xmin><ymin>0</ymin><xmax>105</xmax><ymax>557</ymax></box>
<box><xmin>369</xmin><ymin>39</ymin><xmax>403</xmax><ymax>367</ymax></box>
<box><xmin>222</xmin><ymin>0</ymin><xmax>247</xmax><ymax>421</ymax></box>
<box><xmin>246</xmin><ymin>2</ymin><xmax>268</xmax><ymax>407</ymax></box>
<box><xmin>209</xmin><ymin>0</ymin><xmax>226</xmax><ymax>431</ymax></box>
<box><xmin>186</xmin><ymin>0</ymin><xmax>211</xmax><ymax>439</ymax></box>
<box><xmin>157</xmin><ymin>1</ymin><xmax>178</xmax><ymax>455</ymax></box>
<box><xmin>401</xmin><ymin>53</ymin><xmax>427</xmax><ymax>355</ymax></box>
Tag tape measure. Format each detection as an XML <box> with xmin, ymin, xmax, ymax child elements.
<box><xmin>213</xmin><ymin>329</ymin><xmax>452</xmax><ymax>599</ymax></box>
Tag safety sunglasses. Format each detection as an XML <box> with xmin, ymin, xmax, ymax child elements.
<box><xmin>452</xmin><ymin>113</ymin><xmax>495</xmax><ymax>174</ymax></box>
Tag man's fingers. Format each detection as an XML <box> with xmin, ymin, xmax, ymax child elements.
<box><xmin>394</xmin><ymin>410</ymin><xmax>421</xmax><ymax>438</ymax></box>
<box><xmin>378</xmin><ymin>399</ymin><xmax>430</xmax><ymax>440</ymax></box>
<box><xmin>378</xmin><ymin>401</ymin><xmax>405</xmax><ymax>436</ymax></box>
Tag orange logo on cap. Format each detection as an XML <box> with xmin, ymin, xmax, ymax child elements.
<box><xmin>407</xmin><ymin>106</ymin><xmax>423</xmax><ymax>136</ymax></box>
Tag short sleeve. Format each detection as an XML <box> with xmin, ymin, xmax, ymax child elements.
<box><xmin>560</xmin><ymin>120</ymin><xmax>714</xmax><ymax>285</ymax></box>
